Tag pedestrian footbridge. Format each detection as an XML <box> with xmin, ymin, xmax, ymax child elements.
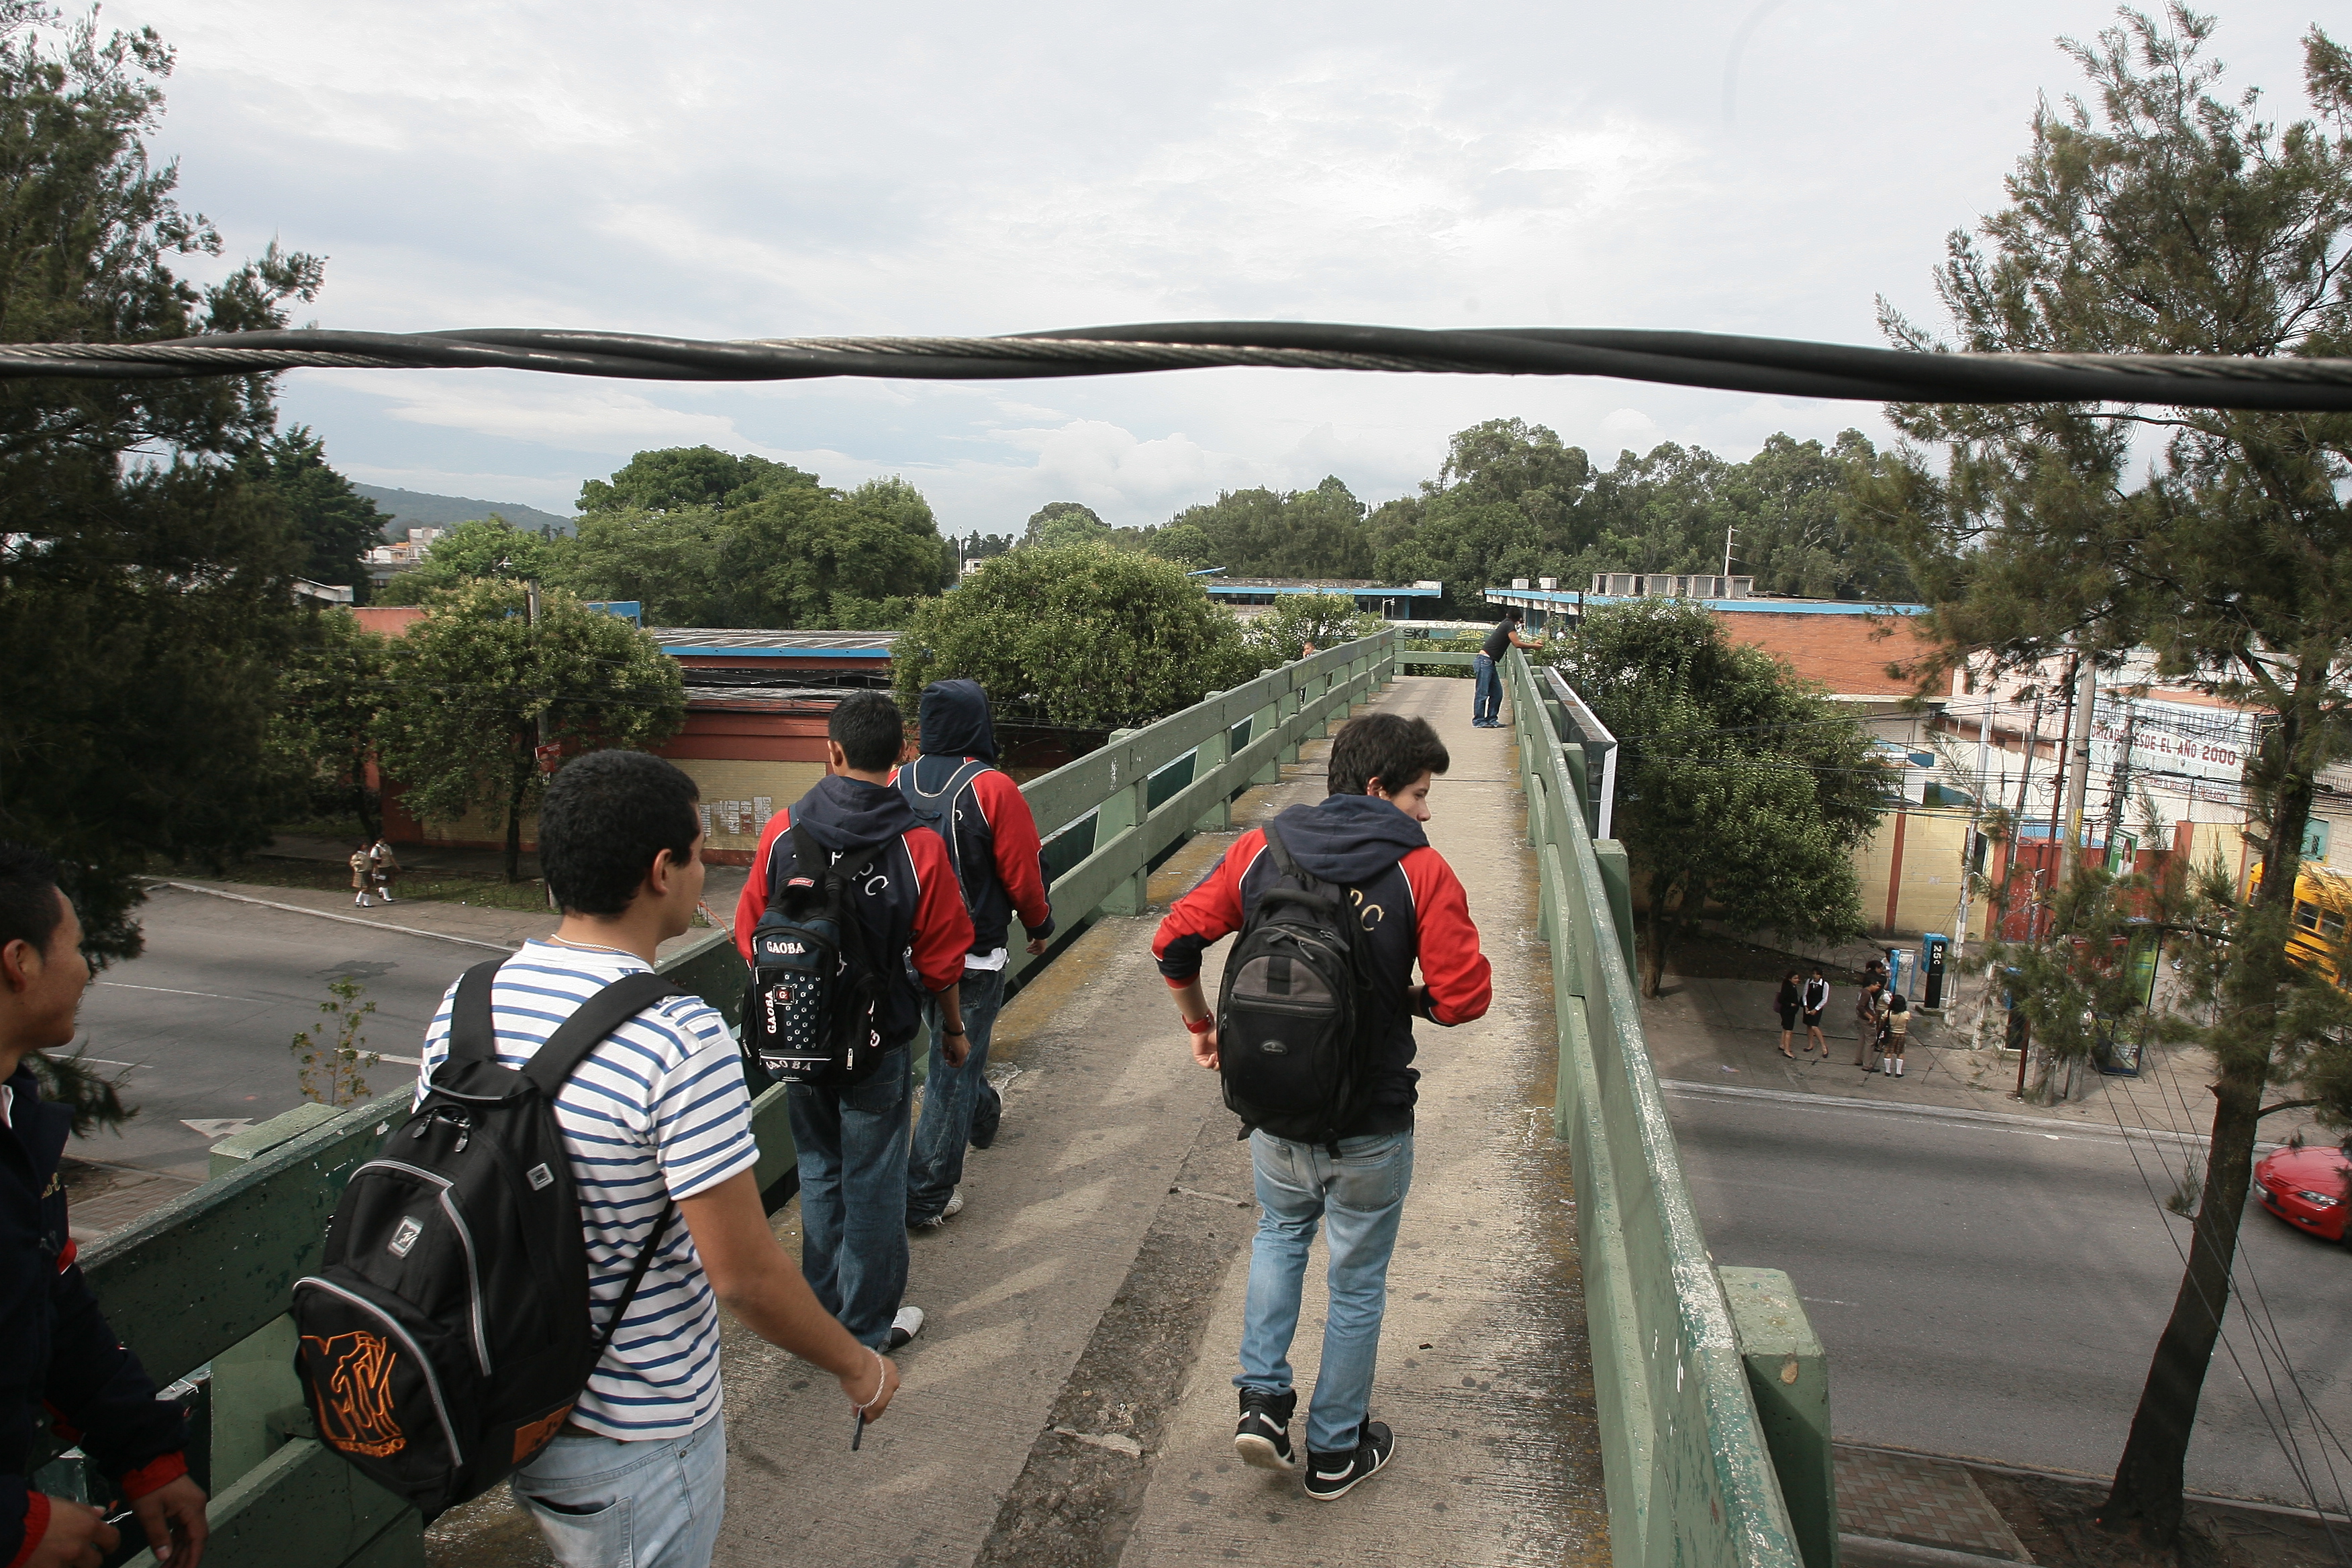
<box><xmin>62</xmin><ymin>634</ymin><xmax>1836</xmax><ymax>1568</ymax></box>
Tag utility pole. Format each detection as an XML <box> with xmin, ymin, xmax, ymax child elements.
<box><xmin>1722</xmin><ymin>524</ymin><xmax>1738</xmax><ymax>578</ymax></box>
<box><xmin>2104</xmin><ymin>697</ymin><xmax>2139</xmax><ymax>871</ymax></box>
<box><xmin>1955</xmin><ymin>683</ymin><xmax>1993</xmax><ymax>957</ymax></box>
<box><xmin>526</xmin><ymin>580</ymin><xmax>555</xmax><ymax>912</ymax></box>
<box><xmin>2058</xmin><ymin>655</ymin><xmax>2097</xmax><ymax>889</ymax></box>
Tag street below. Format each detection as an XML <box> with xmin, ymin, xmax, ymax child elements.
<box><xmin>1667</xmin><ymin>1078</ymin><xmax>2352</xmax><ymax>1512</ymax></box>
<box><xmin>64</xmin><ymin>884</ymin><xmax>483</xmax><ymax>1179</ymax></box>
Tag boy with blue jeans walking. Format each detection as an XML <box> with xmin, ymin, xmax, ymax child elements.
<box><xmin>892</xmin><ymin>680</ymin><xmax>1055</xmax><ymax>1228</ymax></box>
<box><xmin>1152</xmin><ymin>714</ymin><xmax>1492</xmax><ymax>1498</ymax></box>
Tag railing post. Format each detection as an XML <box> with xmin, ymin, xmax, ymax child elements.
<box><xmin>1253</xmin><ymin>685</ymin><xmax>1282</xmax><ymax>783</ymax></box>
<box><xmin>1096</xmin><ymin>729</ymin><xmax>1149</xmax><ymax>916</ymax></box>
<box><xmin>1194</xmin><ymin>705</ymin><xmax>1232</xmax><ymax>833</ymax></box>
<box><xmin>1720</xmin><ymin>1268</ymin><xmax>1839</xmax><ymax>1568</ymax></box>
<box><xmin>1277</xmin><ymin>668</ymin><xmax>1303</xmax><ymax>767</ymax></box>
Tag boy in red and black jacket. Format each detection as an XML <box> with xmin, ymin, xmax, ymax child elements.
<box><xmin>734</xmin><ymin>693</ymin><xmax>973</xmax><ymax>1352</ymax></box>
<box><xmin>0</xmin><ymin>844</ymin><xmax>206</xmax><ymax>1568</ymax></box>
<box><xmin>1153</xmin><ymin>714</ymin><xmax>1491</xmax><ymax>1502</ymax></box>
<box><xmin>891</xmin><ymin>680</ymin><xmax>1054</xmax><ymax>1229</ymax></box>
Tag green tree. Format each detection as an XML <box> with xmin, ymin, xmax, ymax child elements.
<box><xmin>893</xmin><ymin>545</ymin><xmax>1256</xmax><ymax>728</ymax></box>
<box><xmin>375</xmin><ymin>582</ymin><xmax>685</xmax><ymax>880</ymax></box>
<box><xmin>0</xmin><ymin>0</ymin><xmax>324</xmax><ymax>965</ymax></box>
<box><xmin>267</xmin><ymin>607</ymin><xmax>390</xmax><ymax>840</ymax></box>
<box><xmin>558</xmin><ymin>453</ymin><xmax>945</xmax><ymax>628</ymax></box>
<box><xmin>248</xmin><ymin>426</ymin><xmax>389</xmax><ymax>597</ymax></box>
<box><xmin>375</xmin><ymin>515</ymin><xmax>564</xmax><ymax>605</ymax></box>
<box><xmin>1024</xmin><ymin>501</ymin><xmax>1109</xmax><ymax>549</ymax></box>
<box><xmin>577</xmin><ymin>445</ymin><xmax>817</xmax><ymax>515</ymax></box>
<box><xmin>1243</xmin><ymin>593</ymin><xmax>1383</xmax><ymax>665</ymax></box>
<box><xmin>1849</xmin><ymin>10</ymin><xmax>2352</xmax><ymax>1542</ymax></box>
<box><xmin>1557</xmin><ymin>599</ymin><xmax>1879</xmax><ymax>996</ymax></box>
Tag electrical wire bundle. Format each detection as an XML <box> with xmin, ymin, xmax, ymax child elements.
<box><xmin>0</xmin><ymin>322</ymin><xmax>2347</xmax><ymax>409</ymax></box>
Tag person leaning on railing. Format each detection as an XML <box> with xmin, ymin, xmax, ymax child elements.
<box><xmin>0</xmin><ymin>844</ymin><xmax>208</xmax><ymax>1568</ymax></box>
<box><xmin>1471</xmin><ymin>611</ymin><xmax>1541</xmax><ymax>729</ymax></box>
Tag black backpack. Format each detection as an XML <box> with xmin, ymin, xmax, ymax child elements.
<box><xmin>740</xmin><ymin>822</ymin><xmax>891</xmax><ymax>1087</ymax></box>
<box><xmin>897</xmin><ymin>758</ymin><xmax>989</xmax><ymax>913</ymax></box>
<box><xmin>291</xmin><ymin>963</ymin><xmax>683</xmax><ymax>1520</ymax></box>
<box><xmin>1216</xmin><ymin>822</ymin><xmax>1388</xmax><ymax>1148</ymax></box>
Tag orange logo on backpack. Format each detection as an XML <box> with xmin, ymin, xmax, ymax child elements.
<box><xmin>305</xmin><ymin>1331</ymin><xmax>406</xmax><ymax>1457</ymax></box>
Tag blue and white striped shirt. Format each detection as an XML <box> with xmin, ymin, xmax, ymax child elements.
<box><xmin>417</xmin><ymin>940</ymin><xmax>757</xmax><ymax>1440</ymax></box>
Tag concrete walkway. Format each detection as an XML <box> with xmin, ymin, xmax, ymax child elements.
<box><xmin>700</xmin><ymin>675</ymin><xmax>1606</xmax><ymax>1568</ymax></box>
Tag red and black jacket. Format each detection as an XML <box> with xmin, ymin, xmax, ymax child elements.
<box><xmin>892</xmin><ymin>680</ymin><xmax>1053</xmax><ymax>959</ymax></box>
<box><xmin>1153</xmin><ymin>795</ymin><xmax>1493</xmax><ymax>1135</ymax></box>
<box><xmin>734</xmin><ymin>774</ymin><xmax>976</xmax><ymax>1048</ymax></box>
<box><xmin>0</xmin><ymin>1067</ymin><xmax>188</xmax><ymax>1567</ymax></box>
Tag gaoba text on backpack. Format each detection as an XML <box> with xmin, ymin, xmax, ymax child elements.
<box><xmin>741</xmin><ymin>822</ymin><xmax>891</xmax><ymax>1087</ymax></box>
<box><xmin>1216</xmin><ymin>821</ymin><xmax>1391</xmax><ymax>1148</ymax></box>
<box><xmin>291</xmin><ymin>963</ymin><xmax>684</xmax><ymax>1520</ymax></box>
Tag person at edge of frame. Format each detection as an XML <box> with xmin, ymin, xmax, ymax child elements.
<box><xmin>734</xmin><ymin>691</ymin><xmax>975</xmax><ymax>1355</ymax></box>
<box><xmin>1150</xmin><ymin>712</ymin><xmax>1494</xmax><ymax>1502</ymax></box>
<box><xmin>1471</xmin><ymin>609</ymin><xmax>1542</xmax><ymax>729</ymax></box>
<box><xmin>0</xmin><ymin>842</ymin><xmax>209</xmax><ymax>1568</ymax></box>
<box><xmin>413</xmin><ymin>752</ymin><xmax>899</xmax><ymax>1568</ymax></box>
<box><xmin>891</xmin><ymin>679</ymin><xmax>1054</xmax><ymax>1231</ymax></box>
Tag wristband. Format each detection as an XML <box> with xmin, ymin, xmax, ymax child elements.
<box><xmin>1183</xmin><ymin>1015</ymin><xmax>1216</xmax><ymax>1036</ymax></box>
<box><xmin>854</xmin><ymin>1348</ymin><xmax>887</xmax><ymax>1412</ymax></box>
<box><xmin>942</xmin><ymin>1025</ymin><xmax>966</xmax><ymax>1036</ymax></box>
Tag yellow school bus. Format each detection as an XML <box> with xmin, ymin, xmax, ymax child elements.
<box><xmin>2247</xmin><ymin>861</ymin><xmax>2352</xmax><ymax>986</ymax></box>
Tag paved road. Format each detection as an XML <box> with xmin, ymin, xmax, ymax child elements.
<box><xmin>1666</xmin><ymin>1080</ymin><xmax>2352</xmax><ymax>1510</ymax></box>
<box><xmin>65</xmin><ymin>885</ymin><xmax>487</xmax><ymax>1178</ymax></box>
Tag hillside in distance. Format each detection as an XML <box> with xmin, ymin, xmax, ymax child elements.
<box><xmin>354</xmin><ymin>483</ymin><xmax>575</xmax><ymax>537</ymax></box>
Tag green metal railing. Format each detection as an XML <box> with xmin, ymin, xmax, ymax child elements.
<box><xmin>62</xmin><ymin>632</ymin><xmax>1402</xmax><ymax>1568</ymax></box>
<box><xmin>1500</xmin><ymin>645</ymin><xmax>1834</xmax><ymax>1568</ymax></box>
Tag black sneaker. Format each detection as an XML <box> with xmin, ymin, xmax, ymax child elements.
<box><xmin>1233</xmin><ymin>1387</ymin><xmax>1298</xmax><ymax>1471</ymax></box>
<box><xmin>1303</xmin><ymin>1420</ymin><xmax>1395</xmax><ymax>1500</ymax></box>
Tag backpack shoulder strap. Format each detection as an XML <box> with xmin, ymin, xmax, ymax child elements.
<box><xmin>445</xmin><ymin>959</ymin><xmax>509</xmax><ymax>1068</ymax></box>
<box><xmin>520</xmin><ymin>972</ymin><xmax>689</xmax><ymax>1097</ymax></box>
<box><xmin>1260</xmin><ymin>820</ymin><xmax>1306</xmax><ymax>883</ymax></box>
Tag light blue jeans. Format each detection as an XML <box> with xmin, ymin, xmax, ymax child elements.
<box><xmin>1234</xmin><ymin>1128</ymin><xmax>1416</xmax><ymax>1455</ymax></box>
<box><xmin>909</xmin><ymin>965</ymin><xmax>1008</xmax><ymax>1222</ymax></box>
<box><xmin>1471</xmin><ymin>653</ymin><xmax>1502</xmax><ymax>725</ymax></box>
<box><xmin>511</xmin><ymin>1410</ymin><xmax>727</xmax><ymax>1568</ymax></box>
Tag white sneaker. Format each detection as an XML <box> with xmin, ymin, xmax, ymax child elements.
<box><xmin>885</xmin><ymin>1306</ymin><xmax>925</xmax><ymax>1351</ymax></box>
<box><xmin>908</xmin><ymin>1189</ymin><xmax>965</xmax><ymax>1232</ymax></box>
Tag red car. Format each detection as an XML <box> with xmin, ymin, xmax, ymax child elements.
<box><xmin>2254</xmin><ymin>1143</ymin><xmax>2352</xmax><ymax>1243</ymax></box>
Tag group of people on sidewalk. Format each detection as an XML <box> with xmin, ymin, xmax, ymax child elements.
<box><xmin>1772</xmin><ymin>958</ymin><xmax>1911</xmax><ymax>1075</ymax></box>
<box><xmin>346</xmin><ymin>836</ymin><xmax>400</xmax><ymax>907</ymax></box>
<box><xmin>0</xmin><ymin>677</ymin><xmax>1498</xmax><ymax>1568</ymax></box>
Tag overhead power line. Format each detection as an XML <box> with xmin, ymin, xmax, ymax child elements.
<box><xmin>0</xmin><ymin>322</ymin><xmax>2348</xmax><ymax>409</ymax></box>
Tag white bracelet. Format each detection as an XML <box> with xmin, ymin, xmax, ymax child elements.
<box><xmin>853</xmin><ymin>1348</ymin><xmax>887</xmax><ymax>1412</ymax></box>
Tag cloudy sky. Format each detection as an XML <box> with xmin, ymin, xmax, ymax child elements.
<box><xmin>109</xmin><ymin>0</ymin><xmax>2324</xmax><ymax>532</ymax></box>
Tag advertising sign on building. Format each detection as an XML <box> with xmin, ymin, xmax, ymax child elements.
<box><xmin>2088</xmin><ymin>691</ymin><xmax>2258</xmax><ymax>807</ymax></box>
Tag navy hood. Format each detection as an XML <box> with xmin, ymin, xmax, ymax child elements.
<box><xmin>791</xmin><ymin>773</ymin><xmax>920</xmax><ymax>856</ymax></box>
<box><xmin>918</xmin><ymin>679</ymin><xmax>997</xmax><ymax>763</ymax></box>
<box><xmin>1263</xmin><ymin>794</ymin><xmax>1428</xmax><ymax>886</ymax></box>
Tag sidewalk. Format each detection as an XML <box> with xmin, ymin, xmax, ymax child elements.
<box><xmin>1640</xmin><ymin>961</ymin><xmax>2327</xmax><ymax>1147</ymax></box>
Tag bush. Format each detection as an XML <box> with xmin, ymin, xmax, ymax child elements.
<box><xmin>1242</xmin><ymin>593</ymin><xmax>1384</xmax><ymax>665</ymax></box>
<box><xmin>893</xmin><ymin>546</ymin><xmax>1259</xmax><ymax>728</ymax></box>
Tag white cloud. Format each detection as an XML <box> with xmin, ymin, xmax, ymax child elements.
<box><xmin>108</xmin><ymin>0</ymin><xmax>2326</xmax><ymax>530</ymax></box>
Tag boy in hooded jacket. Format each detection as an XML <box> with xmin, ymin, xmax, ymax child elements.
<box><xmin>735</xmin><ymin>693</ymin><xmax>974</xmax><ymax>1351</ymax></box>
<box><xmin>891</xmin><ymin>680</ymin><xmax>1055</xmax><ymax>1229</ymax></box>
<box><xmin>1151</xmin><ymin>714</ymin><xmax>1492</xmax><ymax>1500</ymax></box>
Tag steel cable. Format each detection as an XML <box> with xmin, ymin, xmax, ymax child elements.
<box><xmin>0</xmin><ymin>322</ymin><xmax>2349</xmax><ymax>409</ymax></box>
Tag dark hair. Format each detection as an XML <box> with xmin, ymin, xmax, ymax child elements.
<box><xmin>831</xmin><ymin>691</ymin><xmax>905</xmax><ymax>773</ymax></box>
<box><xmin>1328</xmin><ymin>714</ymin><xmax>1450</xmax><ymax>798</ymax></box>
<box><xmin>0</xmin><ymin>842</ymin><xmax>65</xmax><ymax>955</ymax></box>
<box><xmin>538</xmin><ymin>750</ymin><xmax>701</xmax><ymax>917</ymax></box>
<box><xmin>1502</xmin><ymin>609</ymin><xmax>1522</xmax><ymax>625</ymax></box>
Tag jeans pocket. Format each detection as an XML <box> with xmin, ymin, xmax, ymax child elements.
<box><xmin>521</xmin><ymin>1489</ymin><xmax>632</xmax><ymax>1568</ymax></box>
<box><xmin>1327</xmin><ymin>1136</ymin><xmax>1408</xmax><ymax>1211</ymax></box>
<box><xmin>840</xmin><ymin>1049</ymin><xmax>909</xmax><ymax>1116</ymax></box>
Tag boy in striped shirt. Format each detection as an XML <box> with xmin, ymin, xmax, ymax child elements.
<box><xmin>416</xmin><ymin>750</ymin><xmax>897</xmax><ymax>1568</ymax></box>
